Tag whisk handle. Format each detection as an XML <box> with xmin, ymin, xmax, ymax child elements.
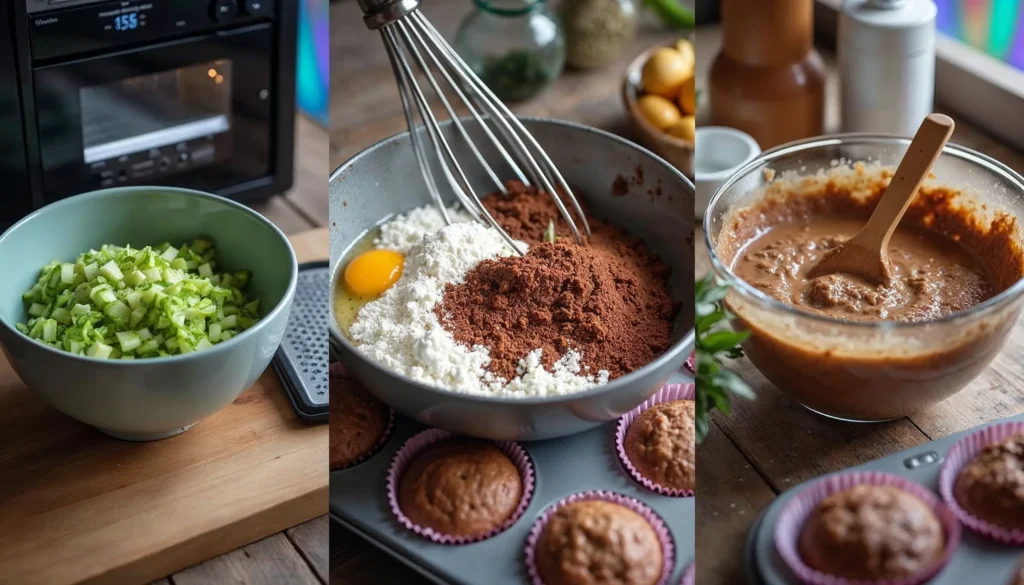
<box><xmin>357</xmin><ymin>0</ymin><xmax>421</xmax><ymax>29</ymax></box>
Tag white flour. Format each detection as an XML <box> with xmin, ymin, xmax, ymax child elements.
<box><xmin>350</xmin><ymin>209</ymin><xmax>609</xmax><ymax>398</ymax></box>
<box><xmin>374</xmin><ymin>205</ymin><xmax>474</xmax><ymax>253</ymax></box>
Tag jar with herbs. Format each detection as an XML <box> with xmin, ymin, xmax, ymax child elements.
<box><xmin>455</xmin><ymin>0</ymin><xmax>565</xmax><ymax>103</ymax></box>
<box><xmin>559</xmin><ymin>0</ymin><xmax>638</xmax><ymax>69</ymax></box>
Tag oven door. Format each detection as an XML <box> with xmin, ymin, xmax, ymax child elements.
<box><xmin>33</xmin><ymin>24</ymin><xmax>274</xmax><ymax>202</ymax></box>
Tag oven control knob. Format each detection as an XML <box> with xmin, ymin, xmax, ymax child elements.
<box><xmin>244</xmin><ymin>0</ymin><xmax>269</xmax><ymax>15</ymax></box>
<box><xmin>211</xmin><ymin>0</ymin><xmax>238</xmax><ymax>21</ymax></box>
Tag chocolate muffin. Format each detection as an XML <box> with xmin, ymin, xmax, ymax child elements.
<box><xmin>624</xmin><ymin>400</ymin><xmax>695</xmax><ymax>491</ymax></box>
<box><xmin>954</xmin><ymin>433</ymin><xmax>1024</xmax><ymax>531</ymax></box>
<box><xmin>329</xmin><ymin>377</ymin><xmax>391</xmax><ymax>470</ymax></box>
<box><xmin>798</xmin><ymin>485</ymin><xmax>945</xmax><ymax>580</ymax></box>
<box><xmin>398</xmin><ymin>439</ymin><xmax>522</xmax><ymax>537</ymax></box>
<box><xmin>536</xmin><ymin>500</ymin><xmax>663</xmax><ymax>585</ymax></box>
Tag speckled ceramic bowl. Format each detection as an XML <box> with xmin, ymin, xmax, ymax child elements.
<box><xmin>330</xmin><ymin>117</ymin><xmax>695</xmax><ymax>441</ymax></box>
<box><xmin>0</xmin><ymin>187</ymin><xmax>298</xmax><ymax>441</ymax></box>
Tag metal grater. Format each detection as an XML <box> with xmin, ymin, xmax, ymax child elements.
<box><xmin>272</xmin><ymin>260</ymin><xmax>330</xmax><ymax>423</ymax></box>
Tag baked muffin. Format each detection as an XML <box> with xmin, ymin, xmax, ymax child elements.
<box><xmin>398</xmin><ymin>439</ymin><xmax>522</xmax><ymax>537</ymax></box>
<box><xmin>329</xmin><ymin>377</ymin><xmax>391</xmax><ymax>470</ymax></box>
<box><xmin>798</xmin><ymin>484</ymin><xmax>945</xmax><ymax>580</ymax></box>
<box><xmin>624</xmin><ymin>400</ymin><xmax>695</xmax><ymax>491</ymax></box>
<box><xmin>954</xmin><ymin>433</ymin><xmax>1024</xmax><ymax>530</ymax></box>
<box><xmin>536</xmin><ymin>500</ymin><xmax>663</xmax><ymax>585</ymax></box>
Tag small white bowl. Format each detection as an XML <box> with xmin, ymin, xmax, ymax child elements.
<box><xmin>694</xmin><ymin>127</ymin><xmax>760</xmax><ymax>220</ymax></box>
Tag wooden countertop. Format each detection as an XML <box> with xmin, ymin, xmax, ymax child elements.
<box><xmin>149</xmin><ymin>117</ymin><xmax>330</xmax><ymax>585</ymax></box>
<box><xmin>330</xmin><ymin>2</ymin><xmax>684</xmax><ymax>583</ymax></box>
<box><xmin>694</xmin><ymin>25</ymin><xmax>1024</xmax><ymax>584</ymax></box>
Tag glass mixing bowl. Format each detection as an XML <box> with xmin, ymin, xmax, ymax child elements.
<box><xmin>703</xmin><ymin>134</ymin><xmax>1024</xmax><ymax>421</ymax></box>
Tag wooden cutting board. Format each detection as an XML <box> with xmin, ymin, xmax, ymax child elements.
<box><xmin>0</xmin><ymin>228</ymin><xmax>330</xmax><ymax>585</ymax></box>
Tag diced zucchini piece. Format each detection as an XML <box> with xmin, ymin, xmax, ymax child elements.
<box><xmin>86</xmin><ymin>342</ymin><xmax>114</xmax><ymax>359</ymax></box>
<box><xmin>160</xmin><ymin>246</ymin><xmax>179</xmax><ymax>261</ymax></box>
<box><xmin>116</xmin><ymin>331</ymin><xmax>142</xmax><ymax>351</ymax></box>
<box><xmin>60</xmin><ymin>263</ymin><xmax>75</xmax><ymax>284</ymax></box>
<box><xmin>99</xmin><ymin>260</ymin><xmax>123</xmax><ymax>281</ymax></box>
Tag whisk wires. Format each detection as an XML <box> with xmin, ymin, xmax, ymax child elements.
<box><xmin>370</xmin><ymin>5</ymin><xmax>592</xmax><ymax>254</ymax></box>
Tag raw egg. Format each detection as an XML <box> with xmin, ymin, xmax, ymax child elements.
<box><xmin>343</xmin><ymin>249</ymin><xmax>404</xmax><ymax>298</ymax></box>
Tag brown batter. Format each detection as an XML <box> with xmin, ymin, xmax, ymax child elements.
<box><xmin>715</xmin><ymin>164</ymin><xmax>1024</xmax><ymax>420</ymax></box>
<box><xmin>734</xmin><ymin>218</ymin><xmax>990</xmax><ymax>322</ymax></box>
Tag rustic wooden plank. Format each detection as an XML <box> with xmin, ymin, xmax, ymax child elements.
<box><xmin>286</xmin><ymin>515</ymin><xmax>329</xmax><ymax>584</ymax></box>
<box><xmin>285</xmin><ymin>115</ymin><xmax>330</xmax><ymax>226</ymax></box>
<box><xmin>330</xmin><ymin>521</ymin><xmax>423</xmax><ymax>585</ymax></box>
<box><xmin>172</xmin><ymin>533</ymin><xmax>320</xmax><ymax>585</ymax></box>
<box><xmin>696</xmin><ymin>421</ymin><xmax>777</xmax><ymax>585</ymax></box>
<box><xmin>253</xmin><ymin>195</ymin><xmax>315</xmax><ymax>236</ymax></box>
<box><xmin>713</xmin><ymin>359</ymin><xmax>930</xmax><ymax>493</ymax></box>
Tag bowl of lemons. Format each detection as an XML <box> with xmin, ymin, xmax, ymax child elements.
<box><xmin>622</xmin><ymin>39</ymin><xmax>696</xmax><ymax>177</ymax></box>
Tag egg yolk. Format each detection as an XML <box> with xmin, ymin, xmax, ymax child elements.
<box><xmin>344</xmin><ymin>249</ymin><xmax>404</xmax><ymax>298</ymax></box>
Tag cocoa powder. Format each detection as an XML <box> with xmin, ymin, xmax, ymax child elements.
<box><xmin>437</xmin><ymin>181</ymin><xmax>678</xmax><ymax>381</ymax></box>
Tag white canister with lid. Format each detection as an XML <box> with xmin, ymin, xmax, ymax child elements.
<box><xmin>839</xmin><ymin>0</ymin><xmax>937</xmax><ymax>136</ymax></box>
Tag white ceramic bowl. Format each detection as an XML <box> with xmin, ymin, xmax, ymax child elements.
<box><xmin>694</xmin><ymin>126</ymin><xmax>760</xmax><ymax>219</ymax></box>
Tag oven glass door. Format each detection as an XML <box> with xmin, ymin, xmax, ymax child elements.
<box><xmin>33</xmin><ymin>25</ymin><xmax>273</xmax><ymax>201</ymax></box>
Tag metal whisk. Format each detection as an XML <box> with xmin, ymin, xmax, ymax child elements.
<box><xmin>356</xmin><ymin>0</ymin><xmax>591</xmax><ymax>255</ymax></box>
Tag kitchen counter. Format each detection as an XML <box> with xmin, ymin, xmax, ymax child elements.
<box><xmin>694</xmin><ymin>24</ymin><xmax>1024</xmax><ymax>584</ymax></box>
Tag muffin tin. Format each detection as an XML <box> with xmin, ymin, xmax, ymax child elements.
<box><xmin>330</xmin><ymin>370</ymin><xmax>694</xmax><ymax>585</ymax></box>
<box><xmin>745</xmin><ymin>412</ymin><xmax>1024</xmax><ymax>585</ymax></box>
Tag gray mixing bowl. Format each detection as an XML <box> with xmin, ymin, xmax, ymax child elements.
<box><xmin>0</xmin><ymin>187</ymin><xmax>298</xmax><ymax>441</ymax></box>
<box><xmin>330</xmin><ymin>117</ymin><xmax>694</xmax><ymax>441</ymax></box>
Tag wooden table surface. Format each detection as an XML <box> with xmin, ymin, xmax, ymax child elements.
<box><xmin>147</xmin><ymin>116</ymin><xmax>330</xmax><ymax>585</ymax></box>
<box><xmin>331</xmin><ymin>2</ymin><xmax>683</xmax><ymax>583</ymax></box>
<box><xmin>693</xmin><ymin>26</ymin><xmax>1024</xmax><ymax>584</ymax></box>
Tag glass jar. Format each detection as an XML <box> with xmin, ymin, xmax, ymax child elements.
<box><xmin>559</xmin><ymin>0</ymin><xmax>638</xmax><ymax>70</ymax></box>
<box><xmin>454</xmin><ymin>0</ymin><xmax>565</xmax><ymax>102</ymax></box>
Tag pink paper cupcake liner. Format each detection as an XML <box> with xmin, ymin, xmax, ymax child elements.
<box><xmin>938</xmin><ymin>420</ymin><xmax>1024</xmax><ymax>544</ymax></box>
<box><xmin>525</xmin><ymin>490</ymin><xmax>675</xmax><ymax>585</ymax></box>
<box><xmin>330</xmin><ymin>364</ymin><xmax>396</xmax><ymax>472</ymax></box>
<box><xmin>680</xmin><ymin>563</ymin><xmax>694</xmax><ymax>585</ymax></box>
<box><xmin>774</xmin><ymin>471</ymin><xmax>961</xmax><ymax>585</ymax></box>
<box><xmin>684</xmin><ymin>351</ymin><xmax>695</xmax><ymax>373</ymax></box>
<box><xmin>616</xmin><ymin>383</ymin><xmax>696</xmax><ymax>497</ymax></box>
<box><xmin>386</xmin><ymin>428</ymin><xmax>536</xmax><ymax>545</ymax></box>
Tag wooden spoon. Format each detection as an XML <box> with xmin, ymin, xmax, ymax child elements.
<box><xmin>807</xmin><ymin>113</ymin><xmax>955</xmax><ymax>285</ymax></box>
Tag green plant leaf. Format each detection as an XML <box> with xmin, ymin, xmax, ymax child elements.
<box><xmin>694</xmin><ymin>276</ymin><xmax>755</xmax><ymax>444</ymax></box>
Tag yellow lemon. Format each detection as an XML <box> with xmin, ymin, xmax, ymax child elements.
<box><xmin>677</xmin><ymin>74</ymin><xmax>696</xmax><ymax>115</ymax></box>
<box><xmin>667</xmin><ymin>116</ymin><xmax>695</xmax><ymax>142</ymax></box>
<box><xmin>641</xmin><ymin>47</ymin><xmax>692</xmax><ymax>100</ymax></box>
<box><xmin>637</xmin><ymin>95</ymin><xmax>682</xmax><ymax>131</ymax></box>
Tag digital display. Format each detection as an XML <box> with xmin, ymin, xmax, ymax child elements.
<box><xmin>113</xmin><ymin>13</ymin><xmax>139</xmax><ymax>31</ymax></box>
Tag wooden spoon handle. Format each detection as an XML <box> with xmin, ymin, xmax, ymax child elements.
<box><xmin>853</xmin><ymin>114</ymin><xmax>956</xmax><ymax>252</ymax></box>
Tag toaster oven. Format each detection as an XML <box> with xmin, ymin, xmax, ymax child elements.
<box><xmin>0</xmin><ymin>0</ymin><xmax>297</xmax><ymax>225</ymax></box>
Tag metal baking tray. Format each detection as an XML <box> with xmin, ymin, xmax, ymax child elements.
<box><xmin>331</xmin><ymin>371</ymin><xmax>694</xmax><ymax>585</ymax></box>
<box><xmin>745</xmin><ymin>412</ymin><xmax>1024</xmax><ymax>585</ymax></box>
